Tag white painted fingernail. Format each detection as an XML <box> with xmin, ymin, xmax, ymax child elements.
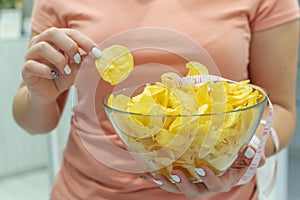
<box><xmin>244</xmin><ymin>147</ymin><xmax>255</xmax><ymax>159</ymax></box>
<box><xmin>170</xmin><ymin>174</ymin><xmax>181</xmax><ymax>183</ymax></box>
<box><xmin>195</xmin><ymin>168</ymin><xmax>206</xmax><ymax>177</ymax></box>
<box><xmin>250</xmin><ymin>135</ymin><xmax>260</xmax><ymax>150</ymax></box>
<box><xmin>153</xmin><ymin>179</ymin><xmax>163</xmax><ymax>186</ymax></box>
<box><xmin>73</xmin><ymin>53</ymin><xmax>81</xmax><ymax>64</ymax></box>
<box><xmin>64</xmin><ymin>65</ymin><xmax>72</xmax><ymax>75</ymax></box>
<box><xmin>92</xmin><ymin>47</ymin><xmax>102</xmax><ymax>58</ymax></box>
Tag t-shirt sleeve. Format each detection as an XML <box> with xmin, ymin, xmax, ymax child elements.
<box><xmin>31</xmin><ymin>0</ymin><xmax>66</xmax><ymax>33</ymax></box>
<box><xmin>250</xmin><ymin>0</ymin><xmax>300</xmax><ymax>32</ymax></box>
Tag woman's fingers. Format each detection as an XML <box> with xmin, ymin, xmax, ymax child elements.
<box><xmin>28</xmin><ymin>28</ymin><xmax>101</xmax><ymax>77</ymax></box>
<box><xmin>152</xmin><ymin>174</ymin><xmax>182</xmax><ymax>194</ymax></box>
<box><xmin>169</xmin><ymin>170</ymin><xmax>210</xmax><ymax>199</ymax></box>
<box><xmin>32</xmin><ymin>28</ymin><xmax>79</xmax><ymax>63</ymax></box>
<box><xmin>146</xmin><ymin>144</ymin><xmax>260</xmax><ymax>199</ymax></box>
<box><xmin>31</xmin><ymin>27</ymin><xmax>101</xmax><ymax>60</ymax></box>
<box><xmin>20</xmin><ymin>28</ymin><xmax>99</xmax><ymax>105</ymax></box>
<box><xmin>23</xmin><ymin>60</ymin><xmax>54</xmax><ymax>80</ymax></box>
<box><xmin>25</xmin><ymin>27</ymin><xmax>102</xmax><ymax>79</ymax></box>
<box><xmin>25</xmin><ymin>41</ymin><xmax>68</xmax><ymax>75</ymax></box>
<box><xmin>232</xmin><ymin>145</ymin><xmax>255</xmax><ymax>169</ymax></box>
<box><xmin>62</xmin><ymin>28</ymin><xmax>102</xmax><ymax>57</ymax></box>
<box><xmin>200</xmin><ymin>145</ymin><xmax>256</xmax><ymax>191</ymax></box>
<box><xmin>196</xmin><ymin>166</ymin><xmax>233</xmax><ymax>192</ymax></box>
<box><xmin>152</xmin><ymin>171</ymin><xmax>211</xmax><ymax>199</ymax></box>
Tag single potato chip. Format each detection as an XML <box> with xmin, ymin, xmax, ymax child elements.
<box><xmin>95</xmin><ymin>45</ymin><xmax>134</xmax><ymax>85</ymax></box>
<box><xmin>186</xmin><ymin>61</ymin><xmax>209</xmax><ymax>76</ymax></box>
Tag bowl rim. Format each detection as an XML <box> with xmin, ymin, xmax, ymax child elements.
<box><xmin>102</xmin><ymin>82</ymin><xmax>268</xmax><ymax>117</ymax></box>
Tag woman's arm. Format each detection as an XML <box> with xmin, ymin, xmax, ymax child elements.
<box><xmin>249</xmin><ymin>19</ymin><xmax>299</xmax><ymax>156</ymax></box>
<box><xmin>13</xmin><ymin>80</ymin><xmax>63</xmax><ymax>135</ymax></box>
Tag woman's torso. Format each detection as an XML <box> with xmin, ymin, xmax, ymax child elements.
<box><xmin>29</xmin><ymin>0</ymin><xmax>298</xmax><ymax>199</ymax></box>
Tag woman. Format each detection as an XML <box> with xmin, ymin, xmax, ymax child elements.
<box><xmin>13</xmin><ymin>0</ymin><xmax>299</xmax><ymax>199</ymax></box>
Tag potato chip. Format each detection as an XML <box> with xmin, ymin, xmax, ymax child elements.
<box><xmin>108</xmin><ymin>94</ymin><xmax>132</xmax><ymax>111</ymax></box>
<box><xmin>143</xmin><ymin>83</ymin><xmax>170</xmax><ymax>107</ymax></box>
<box><xmin>186</xmin><ymin>61</ymin><xmax>209</xmax><ymax>76</ymax></box>
<box><xmin>95</xmin><ymin>45</ymin><xmax>134</xmax><ymax>85</ymax></box>
<box><xmin>155</xmin><ymin>129</ymin><xmax>186</xmax><ymax>146</ymax></box>
<box><xmin>195</xmin><ymin>84</ymin><xmax>211</xmax><ymax>113</ymax></box>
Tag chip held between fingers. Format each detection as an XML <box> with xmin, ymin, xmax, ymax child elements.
<box><xmin>95</xmin><ymin>45</ymin><xmax>134</xmax><ymax>85</ymax></box>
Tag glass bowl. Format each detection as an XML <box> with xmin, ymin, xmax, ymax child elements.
<box><xmin>102</xmin><ymin>82</ymin><xmax>267</xmax><ymax>183</ymax></box>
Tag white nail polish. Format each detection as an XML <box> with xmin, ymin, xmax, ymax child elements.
<box><xmin>244</xmin><ymin>147</ymin><xmax>255</xmax><ymax>159</ymax></box>
<box><xmin>170</xmin><ymin>174</ymin><xmax>181</xmax><ymax>183</ymax></box>
<box><xmin>250</xmin><ymin>135</ymin><xmax>260</xmax><ymax>150</ymax></box>
<box><xmin>195</xmin><ymin>168</ymin><xmax>206</xmax><ymax>177</ymax></box>
<box><xmin>73</xmin><ymin>53</ymin><xmax>81</xmax><ymax>64</ymax></box>
<box><xmin>92</xmin><ymin>47</ymin><xmax>102</xmax><ymax>58</ymax></box>
<box><xmin>64</xmin><ymin>65</ymin><xmax>72</xmax><ymax>75</ymax></box>
<box><xmin>153</xmin><ymin>179</ymin><xmax>163</xmax><ymax>186</ymax></box>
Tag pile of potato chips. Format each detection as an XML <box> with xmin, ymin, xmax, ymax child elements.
<box><xmin>98</xmin><ymin>45</ymin><xmax>266</xmax><ymax>182</ymax></box>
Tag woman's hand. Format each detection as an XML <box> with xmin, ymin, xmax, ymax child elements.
<box><xmin>150</xmin><ymin>145</ymin><xmax>265</xmax><ymax>199</ymax></box>
<box><xmin>22</xmin><ymin>27</ymin><xmax>101</xmax><ymax>105</ymax></box>
<box><xmin>13</xmin><ymin>27</ymin><xmax>102</xmax><ymax>134</ymax></box>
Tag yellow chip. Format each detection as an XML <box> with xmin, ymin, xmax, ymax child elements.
<box><xmin>195</xmin><ymin>83</ymin><xmax>211</xmax><ymax>113</ymax></box>
<box><xmin>155</xmin><ymin>129</ymin><xmax>187</xmax><ymax>146</ymax></box>
<box><xmin>108</xmin><ymin>94</ymin><xmax>132</xmax><ymax>112</ymax></box>
<box><xmin>186</xmin><ymin>61</ymin><xmax>209</xmax><ymax>76</ymax></box>
<box><xmin>143</xmin><ymin>83</ymin><xmax>170</xmax><ymax>107</ymax></box>
<box><xmin>95</xmin><ymin>45</ymin><xmax>134</xmax><ymax>85</ymax></box>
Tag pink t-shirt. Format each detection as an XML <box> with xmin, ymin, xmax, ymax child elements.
<box><xmin>31</xmin><ymin>0</ymin><xmax>299</xmax><ymax>199</ymax></box>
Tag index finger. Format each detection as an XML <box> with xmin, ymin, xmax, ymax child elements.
<box><xmin>32</xmin><ymin>28</ymin><xmax>101</xmax><ymax>59</ymax></box>
<box><xmin>61</xmin><ymin>28</ymin><xmax>102</xmax><ymax>57</ymax></box>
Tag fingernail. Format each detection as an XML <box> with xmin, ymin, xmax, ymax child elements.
<box><xmin>139</xmin><ymin>175</ymin><xmax>149</xmax><ymax>180</ymax></box>
<box><xmin>64</xmin><ymin>65</ymin><xmax>72</xmax><ymax>75</ymax></box>
<box><xmin>170</xmin><ymin>174</ymin><xmax>181</xmax><ymax>183</ymax></box>
<box><xmin>153</xmin><ymin>179</ymin><xmax>163</xmax><ymax>186</ymax></box>
<box><xmin>250</xmin><ymin>135</ymin><xmax>260</xmax><ymax>150</ymax></box>
<box><xmin>50</xmin><ymin>70</ymin><xmax>59</xmax><ymax>79</ymax></box>
<box><xmin>73</xmin><ymin>53</ymin><xmax>81</xmax><ymax>64</ymax></box>
<box><xmin>92</xmin><ymin>47</ymin><xmax>102</xmax><ymax>58</ymax></box>
<box><xmin>195</xmin><ymin>168</ymin><xmax>206</xmax><ymax>177</ymax></box>
<box><xmin>244</xmin><ymin>147</ymin><xmax>255</xmax><ymax>159</ymax></box>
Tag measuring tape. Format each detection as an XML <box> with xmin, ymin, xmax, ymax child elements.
<box><xmin>174</xmin><ymin>74</ymin><xmax>277</xmax><ymax>186</ymax></box>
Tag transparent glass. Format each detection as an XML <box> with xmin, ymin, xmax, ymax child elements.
<box><xmin>102</xmin><ymin>83</ymin><xmax>267</xmax><ymax>183</ymax></box>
